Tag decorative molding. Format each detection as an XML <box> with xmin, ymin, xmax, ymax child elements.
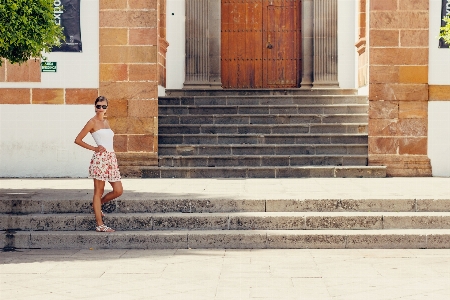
<box><xmin>355</xmin><ymin>38</ymin><xmax>366</xmax><ymax>55</ymax></box>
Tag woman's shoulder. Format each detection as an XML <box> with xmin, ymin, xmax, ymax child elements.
<box><xmin>104</xmin><ymin>119</ymin><xmax>112</xmax><ymax>128</ymax></box>
<box><xmin>85</xmin><ymin>118</ymin><xmax>97</xmax><ymax>132</ymax></box>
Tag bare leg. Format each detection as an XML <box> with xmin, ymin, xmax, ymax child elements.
<box><xmin>93</xmin><ymin>179</ymin><xmax>106</xmax><ymax>226</ymax></box>
<box><xmin>101</xmin><ymin>181</ymin><xmax>123</xmax><ymax>204</ymax></box>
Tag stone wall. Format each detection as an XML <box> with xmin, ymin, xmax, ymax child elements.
<box><xmin>0</xmin><ymin>58</ymin><xmax>98</xmax><ymax>104</ymax></box>
<box><xmin>0</xmin><ymin>59</ymin><xmax>40</xmax><ymax>82</ymax></box>
<box><xmin>368</xmin><ymin>0</ymin><xmax>432</xmax><ymax>176</ymax></box>
<box><xmin>99</xmin><ymin>0</ymin><xmax>160</xmax><ymax>175</ymax></box>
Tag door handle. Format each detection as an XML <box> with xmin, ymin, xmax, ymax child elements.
<box><xmin>266</xmin><ymin>43</ymin><xmax>273</xmax><ymax>49</ymax></box>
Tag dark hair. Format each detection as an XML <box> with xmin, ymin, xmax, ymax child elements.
<box><xmin>95</xmin><ymin>96</ymin><xmax>108</xmax><ymax>105</ymax></box>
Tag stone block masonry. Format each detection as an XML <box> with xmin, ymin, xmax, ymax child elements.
<box><xmin>368</xmin><ymin>0</ymin><xmax>432</xmax><ymax>176</ymax></box>
<box><xmin>0</xmin><ymin>88</ymin><xmax>98</xmax><ymax>105</ymax></box>
<box><xmin>99</xmin><ymin>0</ymin><xmax>164</xmax><ymax>173</ymax></box>
<box><xmin>0</xmin><ymin>59</ymin><xmax>41</xmax><ymax>82</ymax></box>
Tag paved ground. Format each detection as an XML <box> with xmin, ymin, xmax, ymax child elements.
<box><xmin>1</xmin><ymin>248</ymin><xmax>449</xmax><ymax>300</ymax></box>
<box><xmin>1</xmin><ymin>177</ymin><xmax>450</xmax><ymax>299</ymax></box>
<box><xmin>1</xmin><ymin>177</ymin><xmax>449</xmax><ymax>200</ymax></box>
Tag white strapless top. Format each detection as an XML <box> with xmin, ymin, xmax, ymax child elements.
<box><xmin>91</xmin><ymin>129</ymin><xmax>114</xmax><ymax>152</ymax></box>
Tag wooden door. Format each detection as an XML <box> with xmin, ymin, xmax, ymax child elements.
<box><xmin>221</xmin><ymin>0</ymin><xmax>301</xmax><ymax>88</ymax></box>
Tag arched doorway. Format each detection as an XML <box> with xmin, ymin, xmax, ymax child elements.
<box><xmin>221</xmin><ymin>0</ymin><xmax>302</xmax><ymax>88</ymax></box>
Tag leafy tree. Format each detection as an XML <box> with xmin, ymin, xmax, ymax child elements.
<box><xmin>440</xmin><ymin>16</ymin><xmax>450</xmax><ymax>45</ymax></box>
<box><xmin>0</xmin><ymin>0</ymin><xmax>64</xmax><ymax>65</ymax></box>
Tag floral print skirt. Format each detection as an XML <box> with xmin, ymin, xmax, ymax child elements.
<box><xmin>89</xmin><ymin>151</ymin><xmax>121</xmax><ymax>182</ymax></box>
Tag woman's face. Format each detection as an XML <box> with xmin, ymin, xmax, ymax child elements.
<box><xmin>95</xmin><ymin>100</ymin><xmax>108</xmax><ymax>112</ymax></box>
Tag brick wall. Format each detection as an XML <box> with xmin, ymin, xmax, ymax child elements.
<box><xmin>368</xmin><ymin>0</ymin><xmax>431</xmax><ymax>176</ymax></box>
<box><xmin>99</xmin><ymin>0</ymin><xmax>160</xmax><ymax>175</ymax></box>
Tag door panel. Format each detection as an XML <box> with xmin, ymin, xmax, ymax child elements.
<box><xmin>221</xmin><ymin>0</ymin><xmax>263</xmax><ymax>88</ymax></box>
<box><xmin>221</xmin><ymin>0</ymin><xmax>301</xmax><ymax>89</ymax></box>
<box><xmin>264</xmin><ymin>0</ymin><xmax>301</xmax><ymax>87</ymax></box>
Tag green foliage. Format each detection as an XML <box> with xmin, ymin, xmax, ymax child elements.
<box><xmin>0</xmin><ymin>0</ymin><xmax>64</xmax><ymax>65</ymax></box>
<box><xmin>440</xmin><ymin>16</ymin><xmax>450</xmax><ymax>46</ymax></box>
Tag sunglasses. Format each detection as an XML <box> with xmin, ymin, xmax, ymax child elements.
<box><xmin>96</xmin><ymin>105</ymin><xmax>108</xmax><ymax>109</ymax></box>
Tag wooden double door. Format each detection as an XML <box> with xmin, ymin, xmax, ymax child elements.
<box><xmin>221</xmin><ymin>0</ymin><xmax>302</xmax><ymax>88</ymax></box>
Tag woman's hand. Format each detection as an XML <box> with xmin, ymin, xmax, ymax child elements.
<box><xmin>95</xmin><ymin>145</ymin><xmax>106</xmax><ymax>153</ymax></box>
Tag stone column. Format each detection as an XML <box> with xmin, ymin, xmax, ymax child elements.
<box><xmin>368</xmin><ymin>0</ymin><xmax>431</xmax><ymax>176</ymax></box>
<box><xmin>355</xmin><ymin>0</ymin><xmax>368</xmax><ymax>88</ymax></box>
<box><xmin>99</xmin><ymin>0</ymin><xmax>159</xmax><ymax>176</ymax></box>
<box><xmin>312</xmin><ymin>0</ymin><xmax>339</xmax><ymax>88</ymax></box>
<box><xmin>300</xmin><ymin>0</ymin><xmax>314</xmax><ymax>89</ymax></box>
<box><xmin>184</xmin><ymin>0</ymin><xmax>222</xmax><ymax>88</ymax></box>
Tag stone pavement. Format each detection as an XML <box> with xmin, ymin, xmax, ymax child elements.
<box><xmin>1</xmin><ymin>248</ymin><xmax>450</xmax><ymax>300</ymax></box>
<box><xmin>1</xmin><ymin>176</ymin><xmax>449</xmax><ymax>200</ymax></box>
<box><xmin>1</xmin><ymin>178</ymin><xmax>450</xmax><ymax>299</ymax></box>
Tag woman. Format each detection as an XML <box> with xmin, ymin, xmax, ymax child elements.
<box><xmin>74</xmin><ymin>96</ymin><xmax>123</xmax><ymax>232</ymax></box>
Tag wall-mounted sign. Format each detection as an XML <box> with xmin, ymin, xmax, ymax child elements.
<box><xmin>41</xmin><ymin>62</ymin><xmax>57</xmax><ymax>72</ymax></box>
<box><xmin>440</xmin><ymin>0</ymin><xmax>450</xmax><ymax>48</ymax></box>
<box><xmin>52</xmin><ymin>0</ymin><xmax>82</xmax><ymax>52</ymax></box>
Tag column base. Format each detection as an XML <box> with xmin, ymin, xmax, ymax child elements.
<box><xmin>183</xmin><ymin>82</ymin><xmax>223</xmax><ymax>89</ymax></box>
<box><xmin>116</xmin><ymin>152</ymin><xmax>158</xmax><ymax>167</ymax></box>
<box><xmin>300</xmin><ymin>83</ymin><xmax>313</xmax><ymax>89</ymax></box>
<box><xmin>312</xmin><ymin>82</ymin><xmax>340</xmax><ymax>89</ymax></box>
<box><xmin>369</xmin><ymin>154</ymin><xmax>432</xmax><ymax>177</ymax></box>
<box><xmin>116</xmin><ymin>152</ymin><xmax>158</xmax><ymax>178</ymax></box>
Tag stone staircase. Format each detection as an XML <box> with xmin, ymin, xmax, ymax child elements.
<box><xmin>2</xmin><ymin>196</ymin><xmax>450</xmax><ymax>249</ymax></box>
<box><xmin>145</xmin><ymin>89</ymin><xmax>386</xmax><ymax>178</ymax></box>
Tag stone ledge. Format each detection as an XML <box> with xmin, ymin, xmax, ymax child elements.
<box><xmin>5</xmin><ymin>198</ymin><xmax>450</xmax><ymax>214</ymax></box>
<box><xmin>127</xmin><ymin>166</ymin><xmax>387</xmax><ymax>178</ymax></box>
<box><xmin>369</xmin><ymin>154</ymin><xmax>431</xmax><ymax>177</ymax></box>
<box><xmin>3</xmin><ymin>212</ymin><xmax>450</xmax><ymax>232</ymax></box>
<box><xmin>116</xmin><ymin>152</ymin><xmax>158</xmax><ymax>167</ymax></box>
<box><xmin>3</xmin><ymin>230</ymin><xmax>450</xmax><ymax>249</ymax></box>
<box><xmin>165</xmin><ymin>89</ymin><xmax>359</xmax><ymax>96</ymax></box>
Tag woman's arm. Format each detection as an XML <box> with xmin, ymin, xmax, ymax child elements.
<box><xmin>74</xmin><ymin>120</ymin><xmax>105</xmax><ymax>152</ymax></box>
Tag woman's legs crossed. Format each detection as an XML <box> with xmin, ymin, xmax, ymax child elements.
<box><xmin>101</xmin><ymin>181</ymin><xmax>123</xmax><ymax>204</ymax></box>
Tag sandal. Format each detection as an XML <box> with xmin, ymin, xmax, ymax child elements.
<box><xmin>96</xmin><ymin>224</ymin><xmax>115</xmax><ymax>232</ymax></box>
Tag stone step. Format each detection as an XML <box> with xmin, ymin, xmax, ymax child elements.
<box><xmin>6</xmin><ymin>198</ymin><xmax>449</xmax><ymax>214</ymax></box>
<box><xmin>160</xmin><ymin>97</ymin><xmax>369</xmax><ymax>106</ymax></box>
<box><xmin>159</xmin><ymin>95</ymin><xmax>367</xmax><ymax>106</ymax></box>
<box><xmin>128</xmin><ymin>165</ymin><xmax>386</xmax><ymax>178</ymax></box>
<box><xmin>3</xmin><ymin>212</ymin><xmax>450</xmax><ymax>231</ymax></box>
<box><xmin>158</xmin><ymin>134</ymin><xmax>368</xmax><ymax>145</ymax></box>
<box><xmin>158</xmin><ymin>155</ymin><xmax>368</xmax><ymax>167</ymax></box>
<box><xmin>159</xmin><ymin>124</ymin><xmax>368</xmax><ymax>135</ymax></box>
<box><xmin>164</xmin><ymin>88</ymin><xmax>359</xmax><ymax>96</ymax></box>
<box><xmin>159</xmin><ymin>114</ymin><xmax>368</xmax><ymax>125</ymax></box>
<box><xmin>159</xmin><ymin>104</ymin><xmax>368</xmax><ymax>115</ymax></box>
<box><xmin>158</xmin><ymin>144</ymin><xmax>368</xmax><ymax>156</ymax></box>
<box><xmin>3</xmin><ymin>229</ymin><xmax>450</xmax><ymax>249</ymax></box>
<box><xmin>155</xmin><ymin>91</ymin><xmax>371</xmax><ymax>179</ymax></box>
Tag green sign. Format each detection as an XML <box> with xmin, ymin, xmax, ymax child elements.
<box><xmin>41</xmin><ymin>62</ymin><xmax>57</xmax><ymax>72</ymax></box>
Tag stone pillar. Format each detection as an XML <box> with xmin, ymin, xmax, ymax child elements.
<box><xmin>300</xmin><ymin>0</ymin><xmax>314</xmax><ymax>89</ymax></box>
<box><xmin>184</xmin><ymin>0</ymin><xmax>222</xmax><ymax>88</ymax></box>
<box><xmin>159</xmin><ymin>0</ymin><xmax>169</xmax><ymax>87</ymax></box>
<box><xmin>368</xmin><ymin>0</ymin><xmax>431</xmax><ymax>176</ymax></box>
<box><xmin>99</xmin><ymin>0</ymin><xmax>159</xmax><ymax>176</ymax></box>
<box><xmin>355</xmin><ymin>0</ymin><xmax>368</xmax><ymax>88</ymax></box>
<box><xmin>312</xmin><ymin>0</ymin><xmax>339</xmax><ymax>88</ymax></box>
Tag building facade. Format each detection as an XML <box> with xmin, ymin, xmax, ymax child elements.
<box><xmin>0</xmin><ymin>0</ymin><xmax>449</xmax><ymax>177</ymax></box>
